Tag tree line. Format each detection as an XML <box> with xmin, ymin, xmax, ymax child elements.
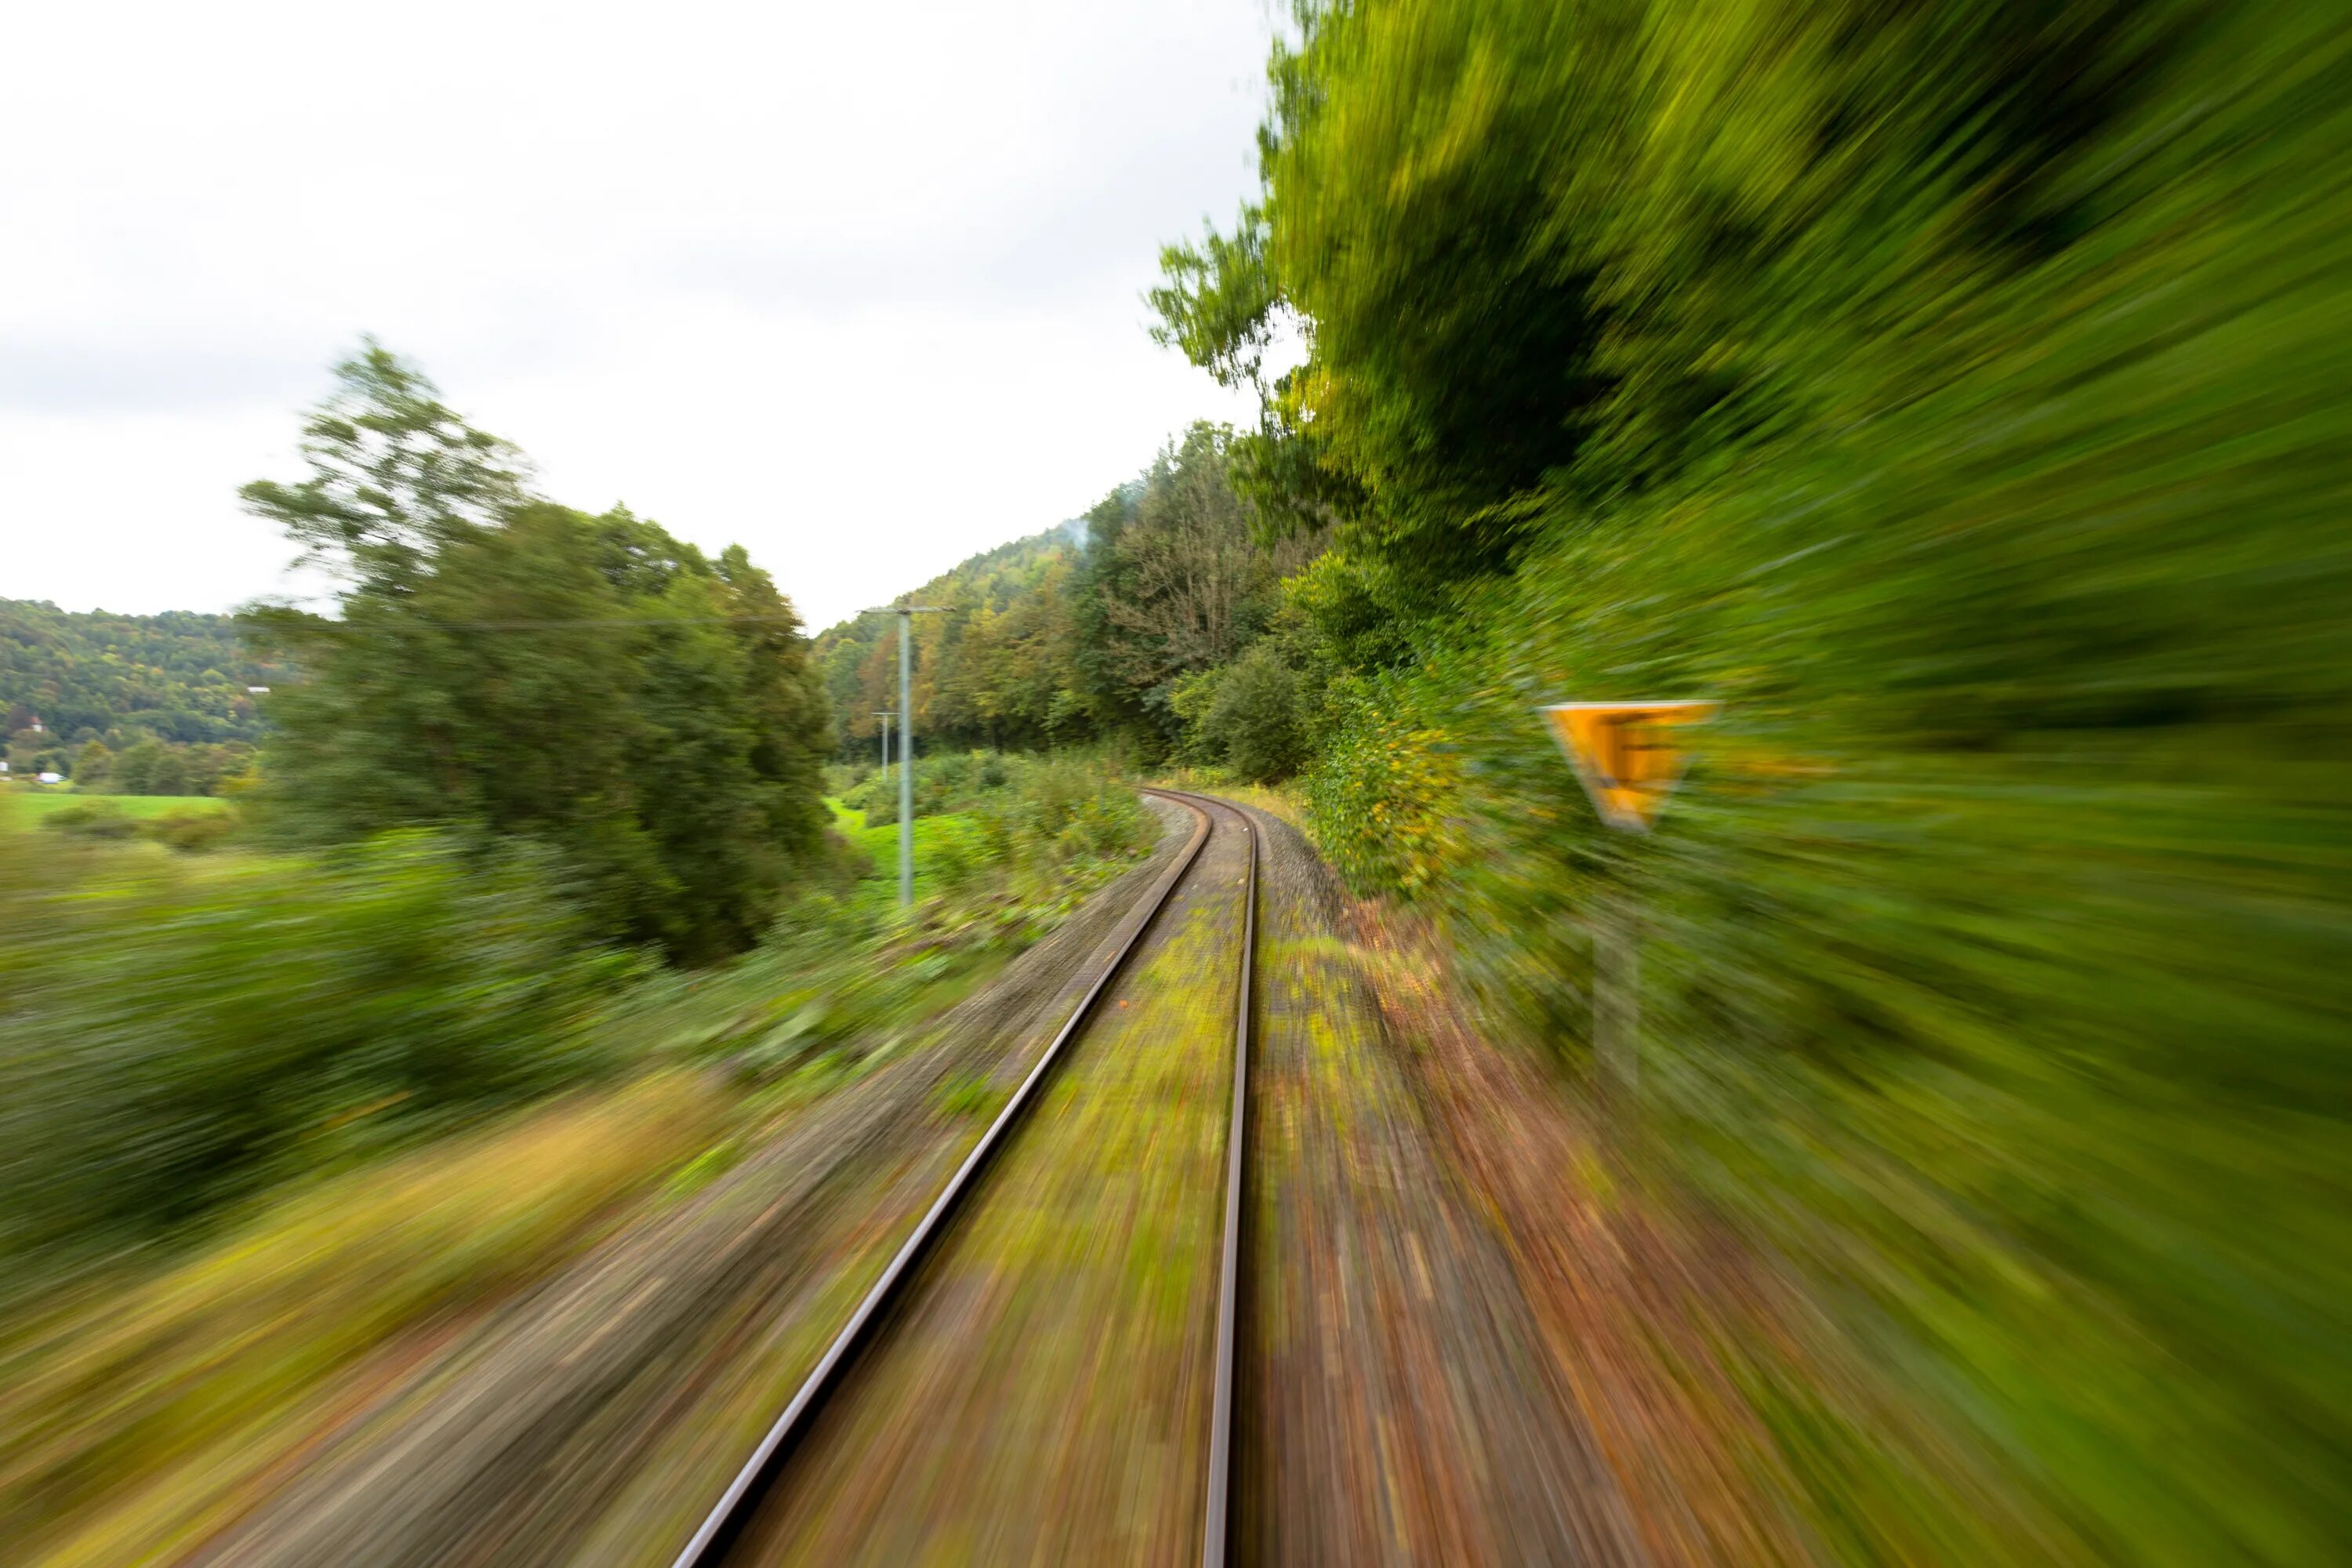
<box><xmin>815</xmin><ymin>422</ymin><xmax>1323</xmax><ymax>783</ymax></box>
<box><xmin>2</xmin><ymin>600</ymin><xmax>284</xmax><ymax>790</ymax></box>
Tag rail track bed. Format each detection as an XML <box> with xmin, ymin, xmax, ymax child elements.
<box><xmin>676</xmin><ymin>789</ymin><xmax>1258</xmax><ymax>1568</ymax></box>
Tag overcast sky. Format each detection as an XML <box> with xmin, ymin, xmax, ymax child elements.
<box><xmin>2</xmin><ymin>1</ymin><xmax>1273</xmax><ymax>631</ymax></box>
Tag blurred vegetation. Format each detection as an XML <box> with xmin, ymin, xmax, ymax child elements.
<box><xmin>0</xmin><ymin>830</ymin><xmax>638</xmax><ymax>1281</ymax></box>
<box><xmin>3</xmin><ymin>791</ymin><xmax>229</xmax><ymax>826</ymax></box>
<box><xmin>833</xmin><ymin>749</ymin><xmax>1154</xmax><ymax>858</ymax></box>
<box><xmin>0</xmin><ymin>755</ymin><xmax>1152</xmax><ymax>1289</ymax></box>
<box><xmin>0</xmin><ymin>1075</ymin><xmax>722</xmax><ymax>1566</ymax></box>
<box><xmin>241</xmin><ymin>343</ymin><xmax>831</xmax><ymax>964</ymax></box>
<box><xmin>34</xmin><ymin>797</ymin><xmax>241</xmax><ymax>851</ymax></box>
<box><xmin>0</xmin><ymin>753</ymin><xmax>1159</xmax><ymax>1559</ymax></box>
<box><xmin>835</xmin><ymin>746</ymin><xmax>1013</xmax><ymax>822</ymax></box>
<box><xmin>1128</xmin><ymin>2</ymin><xmax>2352</xmax><ymax>1563</ymax></box>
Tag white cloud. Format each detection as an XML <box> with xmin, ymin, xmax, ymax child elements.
<box><xmin>1</xmin><ymin>0</ymin><xmax>1272</xmax><ymax>626</ymax></box>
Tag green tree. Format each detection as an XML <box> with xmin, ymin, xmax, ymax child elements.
<box><xmin>71</xmin><ymin>739</ymin><xmax>112</xmax><ymax>790</ymax></box>
<box><xmin>242</xmin><ymin>347</ymin><xmax>829</xmax><ymax>963</ymax></box>
<box><xmin>1204</xmin><ymin>646</ymin><xmax>1305</xmax><ymax>783</ymax></box>
<box><xmin>1070</xmin><ymin>424</ymin><xmax>1318</xmax><ymax>753</ymax></box>
<box><xmin>145</xmin><ymin>747</ymin><xmax>191</xmax><ymax>797</ymax></box>
<box><xmin>112</xmin><ymin>739</ymin><xmax>164</xmax><ymax>795</ymax></box>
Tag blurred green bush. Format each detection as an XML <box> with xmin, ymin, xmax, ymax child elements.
<box><xmin>0</xmin><ymin>831</ymin><xmax>638</xmax><ymax>1283</ymax></box>
<box><xmin>37</xmin><ymin>800</ymin><xmax>142</xmax><ymax>840</ymax></box>
<box><xmin>41</xmin><ymin>799</ymin><xmax>242</xmax><ymax>852</ymax></box>
<box><xmin>837</xmin><ymin>749</ymin><xmax>1153</xmax><ymax>866</ymax></box>
<box><xmin>837</xmin><ymin>747</ymin><xmax>1014</xmax><ymax>822</ymax></box>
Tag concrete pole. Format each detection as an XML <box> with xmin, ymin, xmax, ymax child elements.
<box><xmin>897</xmin><ymin>608</ymin><xmax>914</xmax><ymax>909</ymax></box>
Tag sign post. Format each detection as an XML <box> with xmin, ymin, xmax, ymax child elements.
<box><xmin>1539</xmin><ymin>701</ymin><xmax>1718</xmax><ymax>1094</ymax></box>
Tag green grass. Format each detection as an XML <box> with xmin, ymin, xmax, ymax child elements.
<box><xmin>0</xmin><ymin>793</ymin><xmax>227</xmax><ymax>828</ymax></box>
<box><xmin>2</xmin><ymin>1074</ymin><xmax>722</xmax><ymax>1566</ymax></box>
<box><xmin>824</xmin><ymin>797</ymin><xmax>991</xmax><ymax>902</ymax></box>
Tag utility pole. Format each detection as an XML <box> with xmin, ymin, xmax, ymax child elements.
<box><xmin>870</xmin><ymin>604</ymin><xmax>944</xmax><ymax>909</ymax></box>
<box><xmin>898</xmin><ymin>612</ymin><xmax>913</xmax><ymax>907</ymax></box>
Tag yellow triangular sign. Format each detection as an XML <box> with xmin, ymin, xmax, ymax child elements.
<box><xmin>1541</xmin><ymin>701</ymin><xmax>1719</xmax><ymax>832</ymax></box>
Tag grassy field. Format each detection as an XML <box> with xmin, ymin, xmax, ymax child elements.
<box><xmin>0</xmin><ymin>793</ymin><xmax>227</xmax><ymax>829</ymax></box>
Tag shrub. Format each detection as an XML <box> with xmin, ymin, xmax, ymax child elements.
<box><xmin>40</xmin><ymin>801</ymin><xmax>139</xmax><ymax>839</ymax></box>
<box><xmin>147</xmin><ymin>805</ymin><xmax>239</xmax><ymax>853</ymax></box>
<box><xmin>1299</xmin><ymin>673</ymin><xmax>1462</xmax><ymax>898</ymax></box>
<box><xmin>0</xmin><ymin>832</ymin><xmax>639</xmax><ymax>1276</ymax></box>
<box><xmin>1205</xmin><ymin>646</ymin><xmax>1307</xmax><ymax>782</ymax></box>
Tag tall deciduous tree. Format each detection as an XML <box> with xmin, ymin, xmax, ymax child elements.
<box><xmin>242</xmin><ymin>346</ymin><xmax>829</xmax><ymax>963</ymax></box>
<box><xmin>1075</xmin><ymin>423</ymin><xmax>1318</xmax><ymax>750</ymax></box>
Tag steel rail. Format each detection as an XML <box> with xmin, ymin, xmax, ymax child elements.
<box><xmin>668</xmin><ymin>790</ymin><xmax>1218</xmax><ymax>1568</ymax></box>
<box><xmin>1152</xmin><ymin>790</ymin><xmax>1258</xmax><ymax>1568</ymax></box>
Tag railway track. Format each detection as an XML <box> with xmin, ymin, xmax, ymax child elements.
<box><xmin>671</xmin><ymin>787</ymin><xmax>1258</xmax><ymax>1568</ymax></box>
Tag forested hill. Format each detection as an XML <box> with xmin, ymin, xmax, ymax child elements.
<box><xmin>812</xmin><ymin>419</ymin><xmax>1323</xmax><ymax>772</ymax></box>
<box><xmin>1</xmin><ymin>597</ymin><xmax>286</xmax><ymax>748</ymax></box>
<box><xmin>813</xmin><ymin>518</ymin><xmax>1091</xmax><ymax>756</ymax></box>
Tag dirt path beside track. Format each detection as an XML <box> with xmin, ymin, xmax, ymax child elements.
<box><xmin>1236</xmin><ymin>801</ymin><xmax>1645</xmax><ymax>1566</ymax></box>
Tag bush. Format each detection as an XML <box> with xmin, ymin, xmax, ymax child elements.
<box><xmin>39</xmin><ymin>800</ymin><xmax>239</xmax><ymax>851</ymax></box>
<box><xmin>975</xmin><ymin>755</ymin><xmax>1146</xmax><ymax>862</ymax></box>
<box><xmin>147</xmin><ymin>805</ymin><xmax>238</xmax><ymax>853</ymax></box>
<box><xmin>39</xmin><ymin>801</ymin><xmax>140</xmax><ymax>840</ymax></box>
<box><xmin>839</xmin><ymin>748</ymin><xmax>1020</xmax><ymax>822</ymax></box>
<box><xmin>1205</xmin><ymin>646</ymin><xmax>1307</xmax><ymax>782</ymax></box>
<box><xmin>0</xmin><ymin>832</ymin><xmax>640</xmax><ymax>1276</ymax></box>
<box><xmin>1164</xmin><ymin>668</ymin><xmax>1225</xmax><ymax>767</ymax></box>
<box><xmin>1300</xmin><ymin>673</ymin><xmax>1461</xmax><ymax>898</ymax></box>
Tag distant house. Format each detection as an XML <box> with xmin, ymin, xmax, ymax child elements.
<box><xmin>247</xmin><ymin>686</ymin><xmax>270</xmax><ymax>695</ymax></box>
<box><xmin>37</xmin><ymin>771</ymin><xmax>63</xmax><ymax>785</ymax></box>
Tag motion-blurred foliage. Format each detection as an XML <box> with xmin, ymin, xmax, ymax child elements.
<box><xmin>836</xmin><ymin>750</ymin><xmax>1157</xmax><ymax>872</ymax></box>
<box><xmin>0</xmin><ymin>1075</ymin><xmax>717</xmax><ymax>1566</ymax></box>
<box><xmin>837</xmin><ymin>747</ymin><xmax>1011</xmax><ymax>822</ymax></box>
<box><xmin>38</xmin><ymin>797</ymin><xmax>241</xmax><ymax>851</ymax></box>
<box><xmin>241</xmin><ymin>345</ymin><xmax>832</xmax><ymax>964</ymax></box>
<box><xmin>1155</xmin><ymin>1</ymin><xmax>2352</xmax><ymax>1563</ymax></box>
<box><xmin>0</xmin><ymin>831</ymin><xmax>636</xmax><ymax>1285</ymax></box>
<box><xmin>0</xmin><ymin>752</ymin><xmax>1162</xmax><ymax>1558</ymax></box>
